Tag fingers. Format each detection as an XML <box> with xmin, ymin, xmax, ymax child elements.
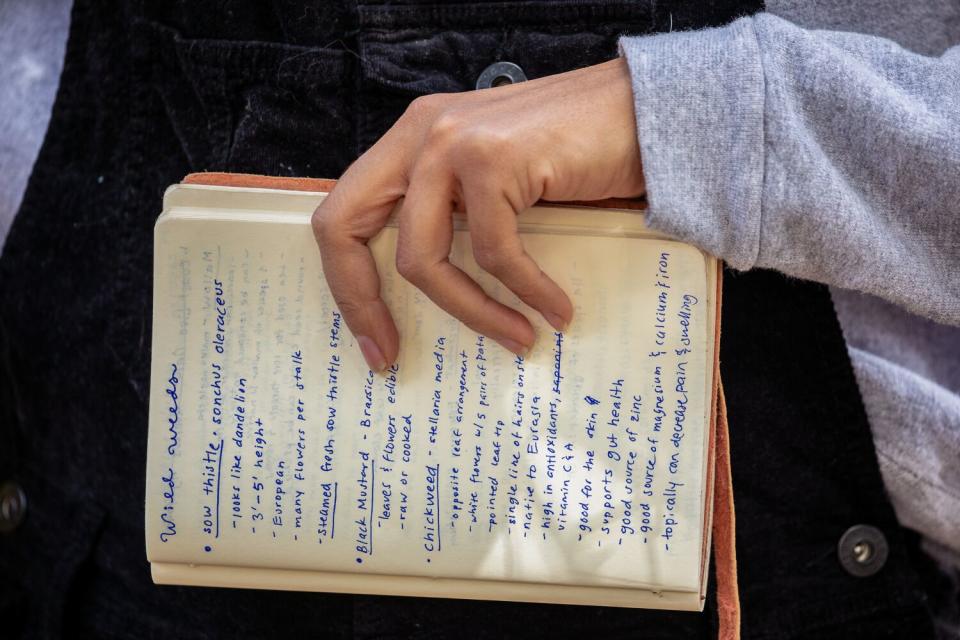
<box><xmin>462</xmin><ymin>177</ymin><xmax>573</xmax><ymax>333</ymax></box>
<box><xmin>316</xmin><ymin>88</ymin><xmax>579</xmax><ymax>369</ymax></box>
<box><xmin>314</xmin><ymin>96</ymin><xmax>463</xmax><ymax>371</ymax></box>
<box><xmin>312</xmin><ymin>154</ymin><xmax>402</xmax><ymax>372</ymax></box>
<box><xmin>317</xmin><ymin>223</ymin><xmax>399</xmax><ymax>371</ymax></box>
<box><xmin>395</xmin><ymin>163</ymin><xmax>536</xmax><ymax>356</ymax></box>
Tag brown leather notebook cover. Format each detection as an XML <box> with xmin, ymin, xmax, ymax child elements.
<box><xmin>181</xmin><ymin>172</ymin><xmax>739</xmax><ymax>639</ymax></box>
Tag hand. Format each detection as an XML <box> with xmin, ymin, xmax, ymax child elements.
<box><xmin>312</xmin><ymin>57</ymin><xmax>644</xmax><ymax>371</ymax></box>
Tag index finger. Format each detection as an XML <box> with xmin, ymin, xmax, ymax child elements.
<box><xmin>312</xmin><ymin>151</ymin><xmax>404</xmax><ymax>372</ymax></box>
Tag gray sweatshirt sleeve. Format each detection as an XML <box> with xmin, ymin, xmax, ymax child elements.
<box><xmin>619</xmin><ymin>13</ymin><xmax>960</xmax><ymax>325</ymax></box>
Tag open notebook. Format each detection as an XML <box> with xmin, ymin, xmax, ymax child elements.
<box><xmin>145</xmin><ymin>174</ymin><xmax>734</xmax><ymax>616</ymax></box>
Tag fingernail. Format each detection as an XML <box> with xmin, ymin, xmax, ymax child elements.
<box><xmin>498</xmin><ymin>337</ymin><xmax>531</xmax><ymax>358</ymax></box>
<box><xmin>544</xmin><ymin>312</ymin><xmax>569</xmax><ymax>332</ymax></box>
<box><xmin>357</xmin><ymin>335</ymin><xmax>387</xmax><ymax>372</ymax></box>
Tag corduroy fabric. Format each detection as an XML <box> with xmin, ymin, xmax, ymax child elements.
<box><xmin>0</xmin><ymin>1</ymin><xmax>943</xmax><ymax>637</ymax></box>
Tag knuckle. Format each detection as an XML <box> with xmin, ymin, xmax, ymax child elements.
<box><xmin>473</xmin><ymin>242</ymin><xmax>512</xmax><ymax>274</ymax></box>
<box><xmin>395</xmin><ymin>249</ymin><xmax>424</xmax><ymax>284</ymax></box>
<box><xmin>426</xmin><ymin>110</ymin><xmax>470</xmax><ymax>151</ymax></box>
<box><xmin>332</xmin><ymin>295</ymin><xmax>363</xmax><ymax>319</ymax></box>
<box><xmin>458</xmin><ymin>127</ymin><xmax>512</xmax><ymax>165</ymax></box>
<box><xmin>509</xmin><ymin>278</ymin><xmax>539</xmax><ymax>303</ymax></box>
<box><xmin>311</xmin><ymin>197</ymin><xmax>352</xmax><ymax>248</ymax></box>
<box><xmin>311</xmin><ymin>205</ymin><xmax>332</xmax><ymax>244</ymax></box>
<box><xmin>407</xmin><ymin>94</ymin><xmax>437</xmax><ymax>117</ymax></box>
<box><xmin>404</xmin><ymin>94</ymin><xmax>447</xmax><ymax>128</ymax></box>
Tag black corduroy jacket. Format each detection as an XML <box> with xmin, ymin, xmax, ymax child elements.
<box><xmin>0</xmin><ymin>1</ymin><xmax>944</xmax><ymax>637</ymax></box>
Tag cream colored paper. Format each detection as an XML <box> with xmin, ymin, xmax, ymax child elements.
<box><xmin>146</xmin><ymin>184</ymin><xmax>714</xmax><ymax>605</ymax></box>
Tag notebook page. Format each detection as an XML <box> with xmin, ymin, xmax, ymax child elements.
<box><xmin>146</xmin><ymin>190</ymin><xmax>710</xmax><ymax>592</ymax></box>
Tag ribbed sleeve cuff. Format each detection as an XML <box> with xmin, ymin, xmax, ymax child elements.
<box><xmin>619</xmin><ymin>17</ymin><xmax>765</xmax><ymax>270</ymax></box>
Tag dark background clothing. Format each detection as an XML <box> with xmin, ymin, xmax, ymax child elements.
<box><xmin>0</xmin><ymin>0</ymin><xmax>949</xmax><ymax>637</ymax></box>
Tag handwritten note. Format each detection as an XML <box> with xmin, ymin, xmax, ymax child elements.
<box><xmin>146</xmin><ymin>191</ymin><xmax>710</xmax><ymax>593</ymax></box>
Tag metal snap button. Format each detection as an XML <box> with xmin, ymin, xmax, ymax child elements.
<box><xmin>838</xmin><ymin>524</ymin><xmax>888</xmax><ymax>577</ymax></box>
<box><xmin>0</xmin><ymin>482</ymin><xmax>27</xmax><ymax>533</ymax></box>
<box><xmin>476</xmin><ymin>61</ymin><xmax>527</xmax><ymax>90</ymax></box>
